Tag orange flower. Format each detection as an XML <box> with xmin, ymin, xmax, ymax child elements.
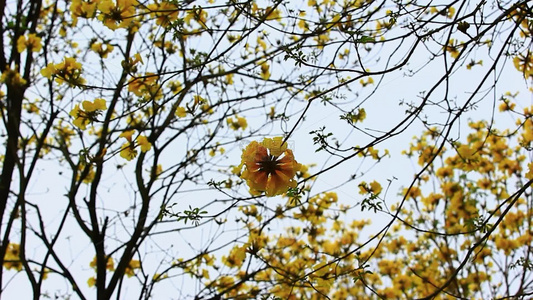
<box><xmin>240</xmin><ymin>137</ymin><xmax>300</xmax><ymax>196</ymax></box>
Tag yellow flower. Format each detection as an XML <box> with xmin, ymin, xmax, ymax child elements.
<box><xmin>147</xmin><ymin>1</ymin><xmax>179</xmax><ymax>26</ymax></box>
<box><xmin>152</xmin><ymin>273</ymin><xmax>168</xmax><ymax>282</ymax></box>
<box><xmin>128</xmin><ymin>73</ymin><xmax>161</xmax><ymax>100</ymax></box>
<box><xmin>40</xmin><ymin>268</ymin><xmax>50</xmax><ymax>280</ymax></box>
<box><xmin>176</xmin><ymin>106</ymin><xmax>187</xmax><ymax>118</ymax></box>
<box><xmin>226</xmin><ymin>73</ymin><xmax>234</xmax><ymax>84</ymax></box>
<box><xmin>447</xmin><ymin>6</ymin><xmax>456</xmax><ymax>18</ymax></box>
<box><xmin>120</xmin><ymin>129</ymin><xmax>135</xmax><ymax>141</ymax></box>
<box><xmin>150</xmin><ymin>164</ymin><xmax>163</xmax><ymax>179</ymax></box>
<box><xmin>120</xmin><ymin>130</ymin><xmax>137</xmax><ymax>160</ymax></box>
<box><xmin>267</xmin><ymin>106</ymin><xmax>276</xmax><ymax>119</ymax></box>
<box><xmin>494</xmin><ymin>235</ymin><xmax>519</xmax><ymax>255</ymax></box>
<box><xmin>40</xmin><ymin>63</ymin><xmax>56</xmax><ymax>78</ymax></box>
<box><xmin>264</xmin><ymin>6</ymin><xmax>281</xmax><ymax>20</ymax></box>
<box><xmin>87</xmin><ymin>276</ymin><xmax>96</xmax><ymax>287</ymax></box>
<box><xmin>201</xmin><ymin>104</ymin><xmax>213</xmax><ymax>114</ymax></box>
<box><xmin>192</xmin><ymin>94</ymin><xmax>203</xmax><ymax>104</ymax></box>
<box><xmin>222</xmin><ymin>244</ymin><xmax>248</xmax><ymax>268</ymax></box>
<box><xmin>3</xmin><ymin>243</ymin><xmax>22</xmax><ymax>271</ymax></box>
<box><xmin>227</xmin><ymin>116</ymin><xmax>247</xmax><ymax>130</ymax></box>
<box><xmin>168</xmin><ymin>80</ymin><xmax>182</xmax><ymax>94</ymax></box>
<box><xmin>90</xmin><ymin>42</ymin><xmax>114</xmax><ymax>58</ymax></box>
<box><xmin>310</xmin><ymin>261</ymin><xmax>334</xmax><ymax>287</ymax></box>
<box><xmin>184</xmin><ymin>7</ymin><xmax>208</xmax><ymax>28</ymax></box>
<box><xmin>133</xmin><ymin>53</ymin><xmax>143</xmax><ymax>64</ymax></box>
<box><xmin>24</xmin><ymin>102</ymin><xmax>40</xmax><ymax>114</ymax></box>
<box><xmin>125</xmin><ymin>260</ymin><xmax>140</xmax><ymax>277</ymax></box>
<box><xmin>70</xmin><ymin>105</ymin><xmax>89</xmax><ymax>130</ymax></box>
<box><xmin>314</xmin><ymin>33</ymin><xmax>329</xmax><ymax>49</ymax></box>
<box><xmin>369</xmin><ymin>180</ymin><xmax>382</xmax><ymax>194</ymax></box>
<box><xmin>359</xmin><ymin>77</ymin><xmax>374</xmax><ymax>87</ymax></box>
<box><xmin>526</xmin><ymin>163</ymin><xmax>533</xmax><ymax>180</ymax></box>
<box><xmin>358</xmin><ymin>181</ymin><xmax>382</xmax><ymax>195</ymax></box>
<box><xmin>513</xmin><ymin>52</ymin><xmax>533</xmax><ymax>78</ymax></box>
<box><xmin>1</xmin><ymin>67</ymin><xmax>27</xmax><ymax>87</ymax></box>
<box><xmin>350</xmin><ymin>108</ymin><xmax>366</xmax><ymax>123</ymax></box>
<box><xmin>239</xmin><ymin>137</ymin><xmax>301</xmax><ymax>196</ymax></box>
<box><xmin>120</xmin><ymin>143</ymin><xmax>137</xmax><ymax>160</ymax></box>
<box><xmin>444</xmin><ymin>39</ymin><xmax>461</xmax><ymax>59</ymax></box>
<box><xmin>403</xmin><ymin>186</ymin><xmax>421</xmax><ymax>199</ymax></box>
<box><xmin>70</xmin><ymin>0</ymin><xmax>98</xmax><ymax>24</ymax></box>
<box><xmin>260</xmin><ymin>62</ymin><xmax>270</xmax><ymax>80</ymax></box>
<box><xmin>70</xmin><ymin>99</ymin><xmax>107</xmax><ymax>130</ymax></box>
<box><xmin>466</xmin><ymin>59</ymin><xmax>483</xmax><ymax>70</ymax></box>
<box><xmin>436</xmin><ymin>166</ymin><xmax>453</xmax><ymax>178</ymax></box>
<box><xmin>358</xmin><ymin>181</ymin><xmax>368</xmax><ymax>194</ymax></box>
<box><xmin>82</xmin><ymin>98</ymin><xmax>107</xmax><ymax>112</ymax></box>
<box><xmin>89</xmin><ymin>255</ymin><xmax>115</xmax><ymax>271</ymax></box>
<box><xmin>17</xmin><ymin>33</ymin><xmax>42</xmax><ymax>53</ymax></box>
<box><xmin>499</xmin><ymin>100</ymin><xmax>516</xmax><ymax>112</ymax></box>
<box><xmin>124</xmin><ymin>53</ymin><xmax>143</xmax><ymax>69</ymax></box>
<box><xmin>44</xmin><ymin>57</ymin><xmax>85</xmax><ymax>86</ymax></box>
<box><xmin>137</xmin><ymin>135</ymin><xmax>151</xmax><ymax>152</ymax></box>
<box><xmin>97</xmin><ymin>0</ymin><xmax>137</xmax><ymax>30</ymax></box>
<box><xmin>521</xmin><ymin>118</ymin><xmax>533</xmax><ymax>144</ymax></box>
<box><xmin>231</xmin><ymin>165</ymin><xmax>241</xmax><ymax>175</ymax></box>
<box><xmin>256</xmin><ymin>37</ymin><xmax>266</xmax><ymax>50</ymax></box>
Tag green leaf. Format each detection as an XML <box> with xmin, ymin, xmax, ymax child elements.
<box><xmin>357</xmin><ymin>36</ymin><xmax>375</xmax><ymax>43</ymax></box>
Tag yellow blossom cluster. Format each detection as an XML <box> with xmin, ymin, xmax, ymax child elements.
<box><xmin>90</xmin><ymin>42</ymin><xmax>114</xmax><ymax>58</ymax></box>
<box><xmin>128</xmin><ymin>73</ymin><xmax>162</xmax><ymax>101</ymax></box>
<box><xmin>429</xmin><ymin>5</ymin><xmax>456</xmax><ymax>18</ymax></box>
<box><xmin>208</xmin><ymin>145</ymin><xmax>225</xmax><ymax>157</ymax></box>
<box><xmin>513</xmin><ymin>51</ymin><xmax>533</xmax><ymax>78</ymax></box>
<box><xmin>209</xmin><ymin>192</ymin><xmax>380</xmax><ymax>298</ymax></box>
<box><xmin>358</xmin><ymin>180</ymin><xmax>382</xmax><ymax>195</ymax></box>
<box><xmin>258</xmin><ymin>61</ymin><xmax>270</xmax><ymax>80</ymax></box>
<box><xmin>1</xmin><ymin>67</ymin><xmax>27</xmax><ymax>87</ymax></box>
<box><xmin>3</xmin><ymin>243</ymin><xmax>22</xmax><ymax>271</ymax></box>
<box><xmin>77</xmin><ymin>162</ymin><xmax>96</xmax><ymax>183</ymax></box>
<box><xmin>147</xmin><ymin>1</ymin><xmax>179</xmax><ymax>26</ymax></box>
<box><xmin>41</xmin><ymin>57</ymin><xmax>86</xmax><ymax>86</ymax></box>
<box><xmin>119</xmin><ymin>130</ymin><xmax>151</xmax><ymax>161</ymax></box>
<box><xmin>207</xmin><ymin>100</ymin><xmax>532</xmax><ymax>298</ymax></box>
<box><xmin>124</xmin><ymin>260</ymin><xmax>141</xmax><ymax>277</ymax></box>
<box><xmin>87</xmin><ymin>255</ymin><xmax>115</xmax><ymax>287</ymax></box>
<box><xmin>508</xmin><ymin>3</ymin><xmax>532</xmax><ymax>38</ymax></box>
<box><xmin>443</xmin><ymin>38</ymin><xmax>462</xmax><ymax>59</ymax></box>
<box><xmin>359</xmin><ymin>76</ymin><xmax>374</xmax><ymax>87</ymax></box>
<box><xmin>17</xmin><ymin>33</ymin><xmax>42</xmax><ymax>53</ymax></box>
<box><xmin>226</xmin><ymin>115</ymin><xmax>247</xmax><ymax>131</ymax></box>
<box><xmin>69</xmin><ymin>98</ymin><xmax>107</xmax><ymax>130</ymax></box>
<box><xmin>184</xmin><ymin>7</ymin><xmax>208</xmax><ymax>29</ymax></box>
<box><xmin>70</xmin><ymin>0</ymin><xmax>98</xmax><ymax>24</ymax></box>
<box><xmin>222</xmin><ymin>244</ymin><xmax>248</xmax><ymax>268</ymax></box>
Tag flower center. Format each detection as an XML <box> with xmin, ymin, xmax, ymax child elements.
<box><xmin>257</xmin><ymin>155</ymin><xmax>281</xmax><ymax>174</ymax></box>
